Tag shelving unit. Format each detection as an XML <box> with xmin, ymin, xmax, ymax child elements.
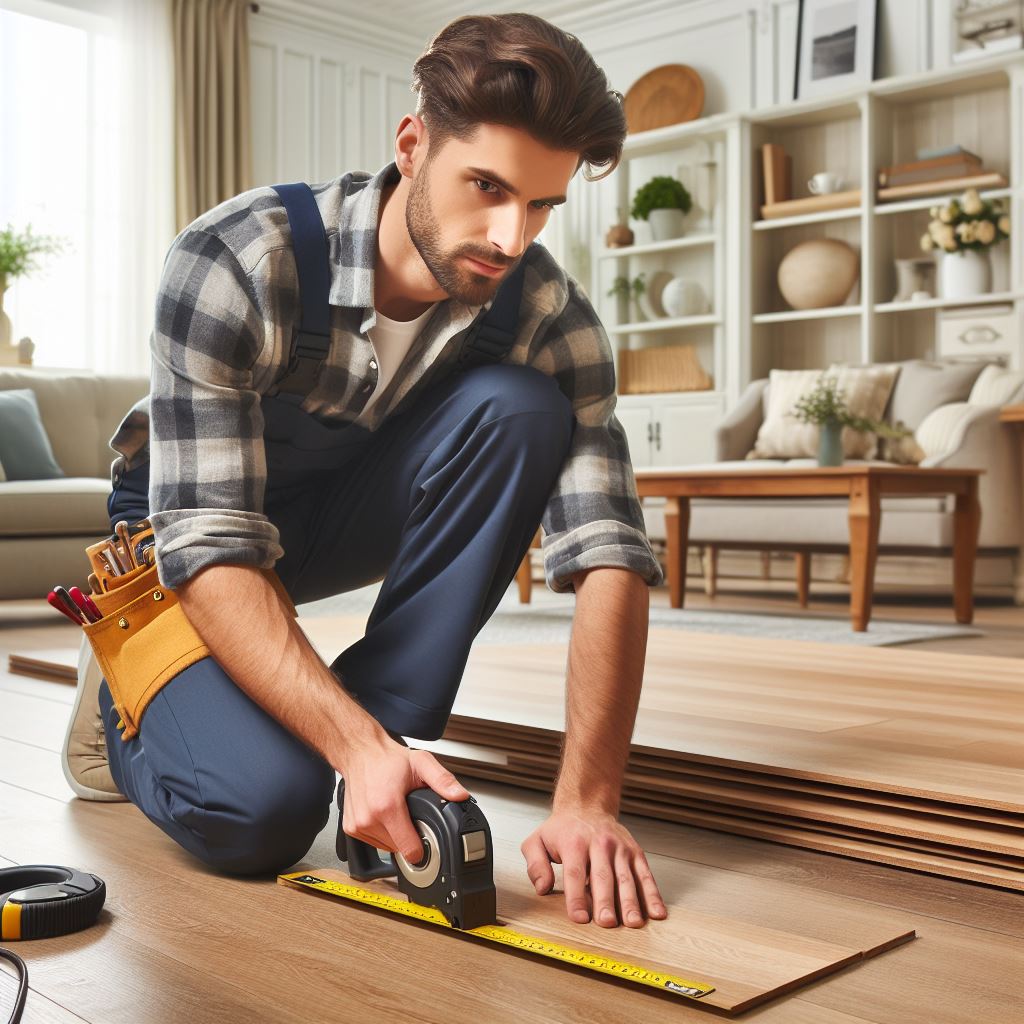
<box><xmin>594</xmin><ymin>117</ymin><xmax>732</xmax><ymax>468</ymax></box>
<box><xmin>595</xmin><ymin>50</ymin><xmax>1024</xmax><ymax>467</ymax></box>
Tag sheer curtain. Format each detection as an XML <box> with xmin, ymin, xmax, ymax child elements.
<box><xmin>0</xmin><ymin>0</ymin><xmax>175</xmax><ymax>375</ymax></box>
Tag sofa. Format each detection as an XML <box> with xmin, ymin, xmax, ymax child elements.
<box><xmin>0</xmin><ymin>369</ymin><xmax>149</xmax><ymax>600</ymax></box>
<box><xmin>643</xmin><ymin>359</ymin><xmax>1024</xmax><ymax>600</ymax></box>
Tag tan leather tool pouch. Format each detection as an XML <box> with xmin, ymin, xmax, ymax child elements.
<box><xmin>81</xmin><ymin>550</ymin><xmax>296</xmax><ymax>741</ymax></box>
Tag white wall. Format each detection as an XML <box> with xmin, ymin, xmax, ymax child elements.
<box><xmin>248</xmin><ymin>5</ymin><xmax>413</xmax><ymax>185</ymax></box>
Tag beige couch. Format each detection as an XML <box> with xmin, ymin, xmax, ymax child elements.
<box><xmin>0</xmin><ymin>369</ymin><xmax>149</xmax><ymax>600</ymax></box>
<box><xmin>658</xmin><ymin>360</ymin><xmax>1024</xmax><ymax>597</ymax></box>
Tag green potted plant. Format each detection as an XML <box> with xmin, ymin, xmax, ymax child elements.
<box><xmin>630</xmin><ymin>175</ymin><xmax>692</xmax><ymax>242</ymax></box>
<box><xmin>920</xmin><ymin>188</ymin><xmax>1011</xmax><ymax>300</ymax></box>
<box><xmin>607</xmin><ymin>272</ymin><xmax>647</xmax><ymax>321</ymax></box>
<box><xmin>0</xmin><ymin>223</ymin><xmax>65</xmax><ymax>352</ymax></box>
<box><xmin>792</xmin><ymin>375</ymin><xmax>907</xmax><ymax>467</ymax></box>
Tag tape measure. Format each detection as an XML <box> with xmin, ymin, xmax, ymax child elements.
<box><xmin>278</xmin><ymin>872</ymin><xmax>714</xmax><ymax>1001</ymax></box>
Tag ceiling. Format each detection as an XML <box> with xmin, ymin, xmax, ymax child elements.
<box><xmin>259</xmin><ymin>0</ymin><xmax>698</xmax><ymax>52</ymax></box>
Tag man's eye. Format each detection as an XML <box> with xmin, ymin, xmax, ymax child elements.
<box><xmin>475</xmin><ymin>179</ymin><xmax>498</xmax><ymax>194</ymax></box>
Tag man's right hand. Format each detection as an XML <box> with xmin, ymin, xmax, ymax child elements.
<box><xmin>338</xmin><ymin>735</ymin><xmax>472</xmax><ymax>863</ymax></box>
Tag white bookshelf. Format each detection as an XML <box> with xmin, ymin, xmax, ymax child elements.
<box><xmin>597</xmin><ymin>51</ymin><xmax>1024</xmax><ymax>462</ymax></box>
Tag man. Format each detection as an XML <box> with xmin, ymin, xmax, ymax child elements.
<box><xmin>63</xmin><ymin>12</ymin><xmax>667</xmax><ymax>930</ymax></box>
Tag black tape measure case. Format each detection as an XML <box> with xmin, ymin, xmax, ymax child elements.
<box><xmin>0</xmin><ymin>865</ymin><xmax>105</xmax><ymax>941</ymax></box>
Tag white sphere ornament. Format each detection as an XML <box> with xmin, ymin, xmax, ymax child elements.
<box><xmin>660</xmin><ymin>278</ymin><xmax>708</xmax><ymax>317</ymax></box>
<box><xmin>777</xmin><ymin>238</ymin><xmax>859</xmax><ymax>310</ymax></box>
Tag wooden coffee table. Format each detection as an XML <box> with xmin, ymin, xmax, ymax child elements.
<box><xmin>634</xmin><ymin>465</ymin><xmax>982</xmax><ymax>632</ymax></box>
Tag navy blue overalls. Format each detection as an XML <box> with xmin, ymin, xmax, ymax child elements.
<box><xmin>98</xmin><ymin>182</ymin><xmax>575</xmax><ymax>874</ymax></box>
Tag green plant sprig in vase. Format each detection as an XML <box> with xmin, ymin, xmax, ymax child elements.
<box><xmin>792</xmin><ymin>375</ymin><xmax>907</xmax><ymax>467</ymax></box>
<box><xmin>0</xmin><ymin>223</ymin><xmax>67</xmax><ymax>349</ymax></box>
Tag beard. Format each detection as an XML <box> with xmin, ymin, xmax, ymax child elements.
<box><xmin>405</xmin><ymin>159</ymin><xmax>515</xmax><ymax>306</ymax></box>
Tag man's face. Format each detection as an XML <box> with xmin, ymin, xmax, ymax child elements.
<box><xmin>405</xmin><ymin>123</ymin><xmax>578</xmax><ymax>305</ymax></box>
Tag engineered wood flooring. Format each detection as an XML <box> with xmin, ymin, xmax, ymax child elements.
<box><xmin>3</xmin><ymin>592</ymin><xmax>1024</xmax><ymax>1022</ymax></box>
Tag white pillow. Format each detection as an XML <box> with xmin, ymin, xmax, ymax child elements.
<box><xmin>915</xmin><ymin>403</ymin><xmax>977</xmax><ymax>458</ymax></box>
<box><xmin>750</xmin><ymin>366</ymin><xmax>899</xmax><ymax>460</ymax></box>
<box><xmin>968</xmin><ymin>363</ymin><xmax>1024</xmax><ymax>407</ymax></box>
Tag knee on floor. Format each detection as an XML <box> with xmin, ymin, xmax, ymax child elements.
<box><xmin>198</xmin><ymin>762</ymin><xmax>335</xmax><ymax>876</ymax></box>
<box><xmin>460</xmin><ymin>364</ymin><xmax>573</xmax><ymax>434</ymax></box>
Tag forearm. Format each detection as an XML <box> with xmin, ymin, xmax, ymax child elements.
<box><xmin>177</xmin><ymin>564</ymin><xmax>390</xmax><ymax>771</ymax></box>
<box><xmin>553</xmin><ymin>567</ymin><xmax>649</xmax><ymax>816</ymax></box>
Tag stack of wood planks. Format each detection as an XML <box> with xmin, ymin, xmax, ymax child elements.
<box><xmin>419</xmin><ymin>631</ymin><xmax>1024</xmax><ymax>892</ymax></box>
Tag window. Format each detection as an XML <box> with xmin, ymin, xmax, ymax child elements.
<box><xmin>0</xmin><ymin>1</ymin><xmax>122</xmax><ymax>370</ymax></box>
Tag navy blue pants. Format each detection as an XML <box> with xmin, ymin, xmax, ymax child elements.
<box><xmin>98</xmin><ymin>365</ymin><xmax>573</xmax><ymax>874</ymax></box>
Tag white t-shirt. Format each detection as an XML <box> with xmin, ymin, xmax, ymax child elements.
<box><xmin>359</xmin><ymin>302</ymin><xmax>440</xmax><ymax>419</ymax></box>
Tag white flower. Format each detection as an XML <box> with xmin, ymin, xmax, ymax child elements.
<box><xmin>939</xmin><ymin>204</ymin><xmax>956</xmax><ymax>223</ymax></box>
<box><xmin>998</xmin><ymin>214</ymin><xmax>1011</xmax><ymax>235</ymax></box>
<box><xmin>919</xmin><ymin>232</ymin><xmax>934</xmax><ymax>252</ymax></box>
<box><xmin>929</xmin><ymin>205</ymin><xmax>940</xmax><ymax>218</ymax></box>
<box><xmin>956</xmin><ymin>221</ymin><xmax>975</xmax><ymax>243</ymax></box>
<box><xmin>939</xmin><ymin>224</ymin><xmax>957</xmax><ymax>248</ymax></box>
<box><xmin>961</xmin><ymin>188</ymin><xmax>983</xmax><ymax>215</ymax></box>
<box><xmin>976</xmin><ymin>219</ymin><xmax>996</xmax><ymax>244</ymax></box>
<box><xmin>929</xmin><ymin>220</ymin><xmax>945</xmax><ymax>240</ymax></box>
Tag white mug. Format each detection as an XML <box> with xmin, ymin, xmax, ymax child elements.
<box><xmin>808</xmin><ymin>171</ymin><xmax>844</xmax><ymax>195</ymax></box>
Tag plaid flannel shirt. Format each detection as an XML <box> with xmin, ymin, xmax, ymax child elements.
<box><xmin>111</xmin><ymin>161</ymin><xmax>663</xmax><ymax>593</ymax></box>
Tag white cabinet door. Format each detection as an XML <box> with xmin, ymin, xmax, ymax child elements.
<box><xmin>652</xmin><ymin>394</ymin><xmax>726</xmax><ymax>467</ymax></box>
<box><xmin>614</xmin><ymin>399</ymin><xmax>654</xmax><ymax>468</ymax></box>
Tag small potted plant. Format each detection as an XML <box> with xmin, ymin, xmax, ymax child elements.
<box><xmin>792</xmin><ymin>375</ymin><xmax>907</xmax><ymax>467</ymax></box>
<box><xmin>630</xmin><ymin>175</ymin><xmax>692</xmax><ymax>242</ymax></box>
<box><xmin>607</xmin><ymin>272</ymin><xmax>647</xmax><ymax>321</ymax></box>
<box><xmin>0</xmin><ymin>223</ymin><xmax>65</xmax><ymax>356</ymax></box>
<box><xmin>920</xmin><ymin>188</ymin><xmax>1011</xmax><ymax>300</ymax></box>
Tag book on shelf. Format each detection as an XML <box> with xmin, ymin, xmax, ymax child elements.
<box><xmin>876</xmin><ymin>171</ymin><xmax>1008</xmax><ymax>201</ymax></box>
<box><xmin>760</xmin><ymin>143</ymin><xmax>791</xmax><ymax>205</ymax></box>
<box><xmin>759</xmin><ymin>189</ymin><xmax>861</xmax><ymax>220</ymax></box>
<box><xmin>916</xmin><ymin>144</ymin><xmax>978</xmax><ymax>161</ymax></box>
<box><xmin>878</xmin><ymin>152</ymin><xmax>983</xmax><ymax>187</ymax></box>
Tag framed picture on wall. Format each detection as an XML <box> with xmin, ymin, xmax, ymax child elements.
<box><xmin>794</xmin><ymin>0</ymin><xmax>879</xmax><ymax>101</ymax></box>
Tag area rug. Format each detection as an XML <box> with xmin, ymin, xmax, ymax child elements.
<box><xmin>297</xmin><ymin>582</ymin><xmax>982</xmax><ymax>648</ymax></box>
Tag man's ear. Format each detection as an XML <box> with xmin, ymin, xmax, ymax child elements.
<box><xmin>394</xmin><ymin>115</ymin><xmax>428</xmax><ymax>177</ymax></box>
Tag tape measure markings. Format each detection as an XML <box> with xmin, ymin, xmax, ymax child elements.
<box><xmin>279</xmin><ymin>872</ymin><xmax>713</xmax><ymax>1001</ymax></box>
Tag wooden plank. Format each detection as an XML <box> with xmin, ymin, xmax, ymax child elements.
<box><xmin>0</xmin><ymin>780</ymin><xmax>918</xmax><ymax>1019</ymax></box>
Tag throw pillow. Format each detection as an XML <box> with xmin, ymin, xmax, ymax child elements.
<box><xmin>968</xmin><ymin>363</ymin><xmax>1024</xmax><ymax>407</ymax></box>
<box><xmin>749</xmin><ymin>366</ymin><xmax>899</xmax><ymax>460</ymax></box>
<box><xmin>883</xmin><ymin>359</ymin><xmax>988</xmax><ymax>430</ymax></box>
<box><xmin>0</xmin><ymin>389</ymin><xmax>65</xmax><ymax>481</ymax></box>
<box><xmin>0</xmin><ymin>455</ymin><xmax>6</xmax><ymax>482</ymax></box>
<box><xmin>915</xmin><ymin>403</ymin><xmax>976</xmax><ymax>459</ymax></box>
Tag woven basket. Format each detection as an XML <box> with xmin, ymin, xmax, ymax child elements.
<box><xmin>618</xmin><ymin>344</ymin><xmax>712</xmax><ymax>395</ymax></box>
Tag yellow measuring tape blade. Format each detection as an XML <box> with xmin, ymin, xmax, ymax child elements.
<box><xmin>278</xmin><ymin>872</ymin><xmax>714</xmax><ymax>1001</ymax></box>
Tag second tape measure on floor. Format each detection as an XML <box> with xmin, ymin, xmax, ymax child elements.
<box><xmin>278</xmin><ymin>872</ymin><xmax>714</xmax><ymax>1001</ymax></box>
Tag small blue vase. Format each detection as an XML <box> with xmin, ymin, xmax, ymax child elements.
<box><xmin>818</xmin><ymin>420</ymin><xmax>844</xmax><ymax>467</ymax></box>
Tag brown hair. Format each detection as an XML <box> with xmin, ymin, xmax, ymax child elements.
<box><xmin>411</xmin><ymin>13</ymin><xmax>626</xmax><ymax>183</ymax></box>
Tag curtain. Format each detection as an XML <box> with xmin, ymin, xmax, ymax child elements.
<box><xmin>172</xmin><ymin>0</ymin><xmax>254</xmax><ymax>232</ymax></box>
<box><xmin>104</xmin><ymin>0</ymin><xmax>177</xmax><ymax>376</ymax></box>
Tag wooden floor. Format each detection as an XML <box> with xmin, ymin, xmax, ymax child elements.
<box><xmin>2</xmin><ymin>584</ymin><xmax>1023</xmax><ymax>1022</ymax></box>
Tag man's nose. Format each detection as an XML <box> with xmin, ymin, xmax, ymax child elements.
<box><xmin>486</xmin><ymin>208</ymin><xmax>528</xmax><ymax>261</ymax></box>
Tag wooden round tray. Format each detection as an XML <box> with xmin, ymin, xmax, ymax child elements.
<box><xmin>623</xmin><ymin>64</ymin><xmax>705</xmax><ymax>134</ymax></box>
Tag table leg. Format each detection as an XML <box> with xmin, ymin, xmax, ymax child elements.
<box><xmin>795</xmin><ymin>550</ymin><xmax>810</xmax><ymax>608</ymax></box>
<box><xmin>703</xmin><ymin>545</ymin><xmax>718</xmax><ymax>598</ymax></box>
<box><xmin>847</xmin><ymin>477</ymin><xmax>881</xmax><ymax>632</ymax></box>
<box><xmin>664</xmin><ymin>497</ymin><xmax>690</xmax><ymax>609</ymax></box>
<box><xmin>953</xmin><ymin>477</ymin><xmax>981</xmax><ymax>624</ymax></box>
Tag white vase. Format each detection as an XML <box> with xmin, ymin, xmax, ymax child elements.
<box><xmin>939</xmin><ymin>248</ymin><xmax>992</xmax><ymax>300</ymax></box>
<box><xmin>648</xmin><ymin>208</ymin><xmax>685</xmax><ymax>241</ymax></box>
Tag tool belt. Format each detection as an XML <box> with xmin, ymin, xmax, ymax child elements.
<box><xmin>80</xmin><ymin>521</ymin><xmax>295</xmax><ymax>742</ymax></box>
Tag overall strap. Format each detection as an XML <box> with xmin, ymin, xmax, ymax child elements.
<box><xmin>457</xmin><ymin>243</ymin><xmax>533</xmax><ymax>370</ymax></box>
<box><xmin>268</xmin><ymin>182</ymin><xmax>332</xmax><ymax>401</ymax></box>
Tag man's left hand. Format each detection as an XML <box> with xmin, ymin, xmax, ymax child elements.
<box><xmin>520</xmin><ymin>808</ymin><xmax>668</xmax><ymax>927</ymax></box>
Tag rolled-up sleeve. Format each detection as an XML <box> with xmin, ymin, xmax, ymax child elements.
<box><xmin>529</xmin><ymin>275</ymin><xmax>664</xmax><ymax>593</ymax></box>
<box><xmin>147</xmin><ymin>227</ymin><xmax>281</xmax><ymax>589</ymax></box>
